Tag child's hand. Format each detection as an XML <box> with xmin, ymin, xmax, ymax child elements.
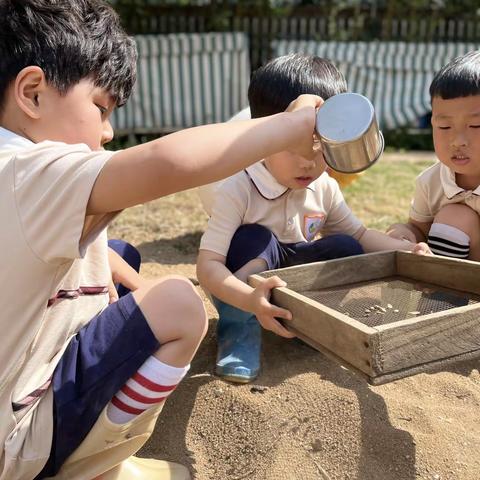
<box><xmin>386</xmin><ymin>223</ymin><xmax>418</xmax><ymax>243</ymax></box>
<box><xmin>249</xmin><ymin>276</ymin><xmax>295</xmax><ymax>338</ymax></box>
<box><xmin>413</xmin><ymin>242</ymin><xmax>433</xmax><ymax>256</ymax></box>
<box><xmin>286</xmin><ymin>93</ymin><xmax>324</xmax><ymax>114</ymax></box>
<box><xmin>286</xmin><ymin>94</ymin><xmax>324</xmax><ymax>159</ymax></box>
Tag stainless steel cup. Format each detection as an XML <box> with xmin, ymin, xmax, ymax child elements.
<box><xmin>315</xmin><ymin>93</ymin><xmax>384</xmax><ymax>174</ymax></box>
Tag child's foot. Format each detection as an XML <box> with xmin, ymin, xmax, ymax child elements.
<box><xmin>213</xmin><ymin>298</ymin><xmax>261</xmax><ymax>383</ymax></box>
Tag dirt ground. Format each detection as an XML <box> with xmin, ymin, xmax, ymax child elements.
<box><xmin>110</xmin><ymin>152</ymin><xmax>480</xmax><ymax>480</ymax></box>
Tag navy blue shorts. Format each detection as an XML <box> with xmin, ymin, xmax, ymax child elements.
<box><xmin>226</xmin><ymin>224</ymin><xmax>364</xmax><ymax>273</ymax></box>
<box><xmin>36</xmin><ymin>245</ymin><xmax>159</xmax><ymax>478</ymax></box>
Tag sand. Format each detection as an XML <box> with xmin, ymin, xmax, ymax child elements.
<box><xmin>113</xmin><ymin>157</ymin><xmax>478</xmax><ymax>480</ymax></box>
<box><xmin>137</xmin><ymin>263</ymin><xmax>480</xmax><ymax>480</ymax></box>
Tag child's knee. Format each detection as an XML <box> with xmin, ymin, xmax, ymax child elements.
<box><xmin>166</xmin><ymin>276</ymin><xmax>208</xmax><ymax>337</ymax></box>
<box><xmin>135</xmin><ymin>275</ymin><xmax>208</xmax><ymax>344</ymax></box>
<box><xmin>433</xmin><ymin>203</ymin><xmax>480</xmax><ymax>237</ymax></box>
<box><xmin>226</xmin><ymin>223</ymin><xmax>276</xmax><ymax>272</ymax></box>
<box><xmin>330</xmin><ymin>234</ymin><xmax>364</xmax><ymax>257</ymax></box>
<box><xmin>428</xmin><ymin>206</ymin><xmax>476</xmax><ymax>258</ymax></box>
<box><xmin>229</xmin><ymin>224</ymin><xmax>274</xmax><ymax>255</ymax></box>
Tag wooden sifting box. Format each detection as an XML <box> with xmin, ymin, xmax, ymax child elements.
<box><xmin>249</xmin><ymin>251</ymin><xmax>480</xmax><ymax>385</ymax></box>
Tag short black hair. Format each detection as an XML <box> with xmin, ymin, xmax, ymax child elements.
<box><xmin>0</xmin><ymin>0</ymin><xmax>137</xmax><ymax>111</ymax></box>
<box><xmin>248</xmin><ymin>53</ymin><xmax>347</xmax><ymax>118</ymax></box>
<box><xmin>430</xmin><ymin>50</ymin><xmax>480</xmax><ymax>100</ymax></box>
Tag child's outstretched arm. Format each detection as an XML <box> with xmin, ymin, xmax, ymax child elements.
<box><xmin>356</xmin><ymin>228</ymin><xmax>432</xmax><ymax>255</ymax></box>
<box><xmin>196</xmin><ymin>250</ymin><xmax>295</xmax><ymax>338</ymax></box>
<box><xmin>87</xmin><ymin>94</ymin><xmax>322</xmax><ymax>215</ymax></box>
<box><xmin>387</xmin><ymin>170</ymin><xmax>433</xmax><ymax>243</ymax></box>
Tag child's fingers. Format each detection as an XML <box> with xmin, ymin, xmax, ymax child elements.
<box><xmin>414</xmin><ymin>242</ymin><xmax>432</xmax><ymax>256</ymax></box>
<box><xmin>270</xmin><ymin>304</ymin><xmax>292</xmax><ymax>322</ymax></box>
<box><xmin>272</xmin><ymin>319</ymin><xmax>296</xmax><ymax>338</ymax></box>
<box><xmin>262</xmin><ymin>275</ymin><xmax>287</xmax><ymax>291</ymax></box>
<box><xmin>255</xmin><ymin>277</ymin><xmax>295</xmax><ymax>337</ymax></box>
<box><xmin>254</xmin><ymin>291</ymin><xmax>295</xmax><ymax>337</ymax></box>
<box><xmin>286</xmin><ymin>94</ymin><xmax>324</xmax><ymax>112</ymax></box>
<box><xmin>263</xmin><ymin>301</ymin><xmax>295</xmax><ymax>338</ymax></box>
<box><xmin>413</xmin><ymin>242</ymin><xmax>427</xmax><ymax>255</ymax></box>
<box><xmin>259</xmin><ymin>316</ymin><xmax>295</xmax><ymax>338</ymax></box>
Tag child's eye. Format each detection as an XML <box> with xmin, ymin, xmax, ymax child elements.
<box><xmin>96</xmin><ymin>104</ymin><xmax>107</xmax><ymax>115</ymax></box>
<box><xmin>469</xmin><ymin>125</ymin><xmax>480</xmax><ymax>129</ymax></box>
<box><xmin>437</xmin><ymin>126</ymin><xmax>450</xmax><ymax>130</ymax></box>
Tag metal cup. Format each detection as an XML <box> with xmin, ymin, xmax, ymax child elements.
<box><xmin>315</xmin><ymin>93</ymin><xmax>384</xmax><ymax>174</ymax></box>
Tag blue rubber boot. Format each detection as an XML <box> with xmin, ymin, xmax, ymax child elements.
<box><xmin>212</xmin><ymin>297</ymin><xmax>261</xmax><ymax>383</ymax></box>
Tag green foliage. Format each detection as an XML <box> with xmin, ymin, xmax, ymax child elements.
<box><xmin>384</xmin><ymin>128</ymin><xmax>434</xmax><ymax>153</ymax></box>
<box><xmin>111</xmin><ymin>0</ymin><xmax>149</xmax><ymax>18</ymax></box>
<box><xmin>111</xmin><ymin>0</ymin><xmax>480</xmax><ymax>20</ymax></box>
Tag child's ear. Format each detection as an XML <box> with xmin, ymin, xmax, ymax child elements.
<box><xmin>14</xmin><ymin>66</ymin><xmax>47</xmax><ymax>119</ymax></box>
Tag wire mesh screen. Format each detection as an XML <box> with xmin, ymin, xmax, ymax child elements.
<box><xmin>301</xmin><ymin>276</ymin><xmax>479</xmax><ymax>328</ymax></box>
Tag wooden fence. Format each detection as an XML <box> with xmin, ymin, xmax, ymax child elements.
<box><xmin>122</xmin><ymin>15</ymin><xmax>480</xmax><ymax>69</ymax></box>
<box><xmin>111</xmin><ymin>33</ymin><xmax>250</xmax><ymax>134</ymax></box>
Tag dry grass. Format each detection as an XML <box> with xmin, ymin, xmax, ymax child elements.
<box><xmin>109</xmin><ymin>154</ymin><xmax>436</xmax><ymax>268</ymax></box>
<box><xmin>343</xmin><ymin>157</ymin><xmax>434</xmax><ymax>231</ymax></box>
<box><xmin>107</xmin><ymin>153</ymin><xmax>480</xmax><ymax>480</ymax></box>
<box><xmin>110</xmin><ymin>188</ymin><xmax>209</xmax><ymax>267</ymax></box>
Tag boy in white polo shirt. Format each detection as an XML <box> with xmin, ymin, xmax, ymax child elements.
<box><xmin>388</xmin><ymin>50</ymin><xmax>480</xmax><ymax>261</ymax></box>
<box><xmin>197</xmin><ymin>54</ymin><xmax>431</xmax><ymax>384</ymax></box>
<box><xmin>0</xmin><ymin>2</ymin><xmax>322</xmax><ymax>479</ymax></box>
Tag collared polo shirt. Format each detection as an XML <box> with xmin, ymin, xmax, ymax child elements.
<box><xmin>0</xmin><ymin>127</ymin><xmax>116</xmax><ymax>479</ymax></box>
<box><xmin>410</xmin><ymin>162</ymin><xmax>480</xmax><ymax>223</ymax></box>
<box><xmin>199</xmin><ymin>160</ymin><xmax>364</xmax><ymax>257</ymax></box>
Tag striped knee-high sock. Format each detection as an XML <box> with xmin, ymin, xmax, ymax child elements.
<box><xmin>428</xmin><ymin>223</ymin><xmax>470</xmax><ymax>259</ymax></box>
<box><xmin>107</xmin><ymin>356</ymin><xmax>189</xmax><ymax>424</ymax></box>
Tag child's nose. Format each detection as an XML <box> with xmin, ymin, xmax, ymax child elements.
<box><xmin>300</xmin><ymin>157</ymin><xmax>315</xmax><ymax>169</ymax></box>
<box><xmin>451</xmin><ymin>130</ymin><xmax>467</xmax><ymax>147</ymax></box>
<box><xmin>102</xmin><ymin>120</ymin><xmax>114</xmax><ymax>146</ymax></box>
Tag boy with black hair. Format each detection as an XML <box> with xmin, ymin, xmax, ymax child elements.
<box><xmin>388</xmin><ymin>50</ymin><xmax>480</xmax><ymax>261</ymax></box>
<box><xmin>0</xmin><ymin>2</ymin><xmax>322</xmax><ymax>479</ymax></box>
<box><xmin>196</xmin><ymin>53</ymin><xmax>431</xmax><ymax>385</ymax></box>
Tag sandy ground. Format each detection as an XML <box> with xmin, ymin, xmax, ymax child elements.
<box><xmin>112</xmin><ymin>152</ymin><xmax>480</xmax><ymax>480</ymax></box>
<box><xmin>135</xmin><ymin>261</ymin><xmax>480</xmax><ymax>480</ymax></box>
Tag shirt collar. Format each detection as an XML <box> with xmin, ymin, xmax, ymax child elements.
<box><xmin>440</xmin><ymin>163</ymin><xmax>480</xmax><ymax>198</ymax></box>
<box><xmin>245</xmin><ymin>161</ymin><xmax>317</xmax><ymax>200</ymax></box>
<box><xmin>0</xmin><ymin>127</ymin><xmax>34</xmax><ymax>151</ymax></box>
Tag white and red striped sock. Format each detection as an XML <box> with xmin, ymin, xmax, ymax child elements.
<box><xmin>107</xmin><ymin>356</ymin><xmax>190</xmax><ymax>424</ymax></box>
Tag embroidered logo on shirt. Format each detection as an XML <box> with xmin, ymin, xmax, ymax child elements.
<box><xmin>304</xmin><ymin>214</ymin><xmax>325</xmax><ymax>241</ymax></box>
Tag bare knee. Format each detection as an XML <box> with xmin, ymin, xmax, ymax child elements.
<box><xmin>431</xmin><ymin>204</ymin><xmax>480</xmax><ymax>260</ymax></box>
<box><xmin>433</xmin><ymin>204</ymin><xmax>480</xmax><ymax>237</ymax></box>
<box><xmin>133</xmin><ymin>275</ymin><xmax>208</xmax><ymax>345</ymax></box>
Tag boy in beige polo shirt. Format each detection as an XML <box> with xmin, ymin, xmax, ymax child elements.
<box><xmin>0</xmin><ymin>2</ymin><xmax>323</xmax><ymax>479</ymax></box>
<box><xmin>197</xmin><ymin>54</ymin><xmax>431</xmax><ymax>384</ymax></box>
<box><xmin>388</xmin><ymin>50</ymin><xmax>480</xmax><ymax>261</ymax></box>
